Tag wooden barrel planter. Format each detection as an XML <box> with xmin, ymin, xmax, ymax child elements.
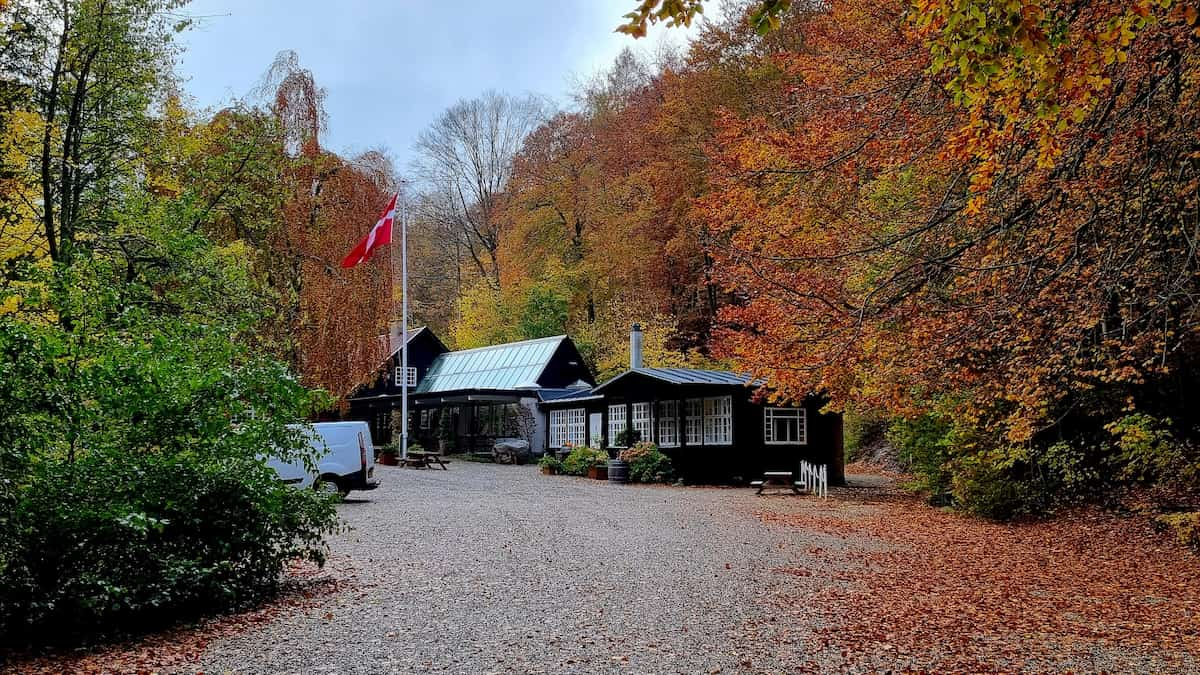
<box><xmin>607</xmin><ymin>459</ymin><xmax>629</xmax><ymax>484</ymax></box>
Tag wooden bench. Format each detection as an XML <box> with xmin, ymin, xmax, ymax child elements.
<box><xmin>401</xmin><ymin>451</ymin><xmax>449</xmax><ymax>470</ymax></box>
<box><xmin>755</xmin><ymin>471</ymin><xmax>801</xmax><ymax>495</ymax></box>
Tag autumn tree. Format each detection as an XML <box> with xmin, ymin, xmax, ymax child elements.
<box><xmin>697</xmin><ymin>0</ymin><xmax>1200</xmax><ymax>514</ymax></box>
<box><xmin>258</xmin><ymin>51</ymin><xmax>395</xmax><ymax>397</ymax></box>
<box><xmin>412</xmin><ymin>91</ymin><xmax>548</xmax><ymax>289</ymax></box>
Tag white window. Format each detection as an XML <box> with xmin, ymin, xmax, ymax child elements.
<box><xmin>608</xmin><ymin>404</ymin><xmax>627</xmax><ymax>447</ymax></box>
<box><xmin>685</xmin><ymin>398</ymin><xmax>703</xmax><ymax>446</ymax></box>
<box><xmin>631</xmin><ymin>402</ymin><xmax>652</xmax><ymax>445</ymax></box>
<box><xmin>764</xmin><ymin>407</ymin><xmax>806</xmax><ymax>445</ymax></box>
<box><xmin>657</xmin><ymin>400</ymin><xmax>679</xmax><ymax>447</ymax></box>
<box><xmin>703</xmin><ymin>396</ymin><xmax>733</xmax><ymax>445</ymax></box>
<box><xmin>549</xmin><ymin>408</ymin><xmax>586</xmax><ymax>448</ymax></box>
<box><xmin>394</xmin><ymin>366</ymin><xmax>417</xmax><ymax>387</ymax></box>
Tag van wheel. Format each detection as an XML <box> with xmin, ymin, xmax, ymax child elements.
<box><xmin>315</xmin><ymin>476</ymin><xmax>347</xmax><ymax>498</ymax></box>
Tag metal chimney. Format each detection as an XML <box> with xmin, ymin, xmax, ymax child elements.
<box><xmin>630</xmin><ymin>323</ymin><xmax>644</xmax><ymax>370</ymax></box>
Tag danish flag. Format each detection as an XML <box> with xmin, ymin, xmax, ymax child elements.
<box><xmin>340</xmin><ymin>192</ymin><xmax>398</xmax><ymax>268</ymax></box>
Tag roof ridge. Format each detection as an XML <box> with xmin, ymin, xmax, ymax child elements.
<box><xmin>445</xmin><ymin>334</ymin><xmax>565</xmax><ymax>356</ymax></box>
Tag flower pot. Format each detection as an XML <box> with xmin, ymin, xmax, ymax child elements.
<box><xmin>587</xmin><ymin>464</ymin><xmax>608</xmax><ymax>480</ymax></box>
<box><xmin>378</xmin><ymin>453</ymin><xmax>399</xmax><ymax>466</ymax></box>
<box><xmin>607</xmin><ymin>459</ymin><xmax>629</xmax><ymax>484</ymax></box>
<box><xmin>540</xmin><ymin>465</ymin><xmax>558</xmax><ymax>475</ymax></box>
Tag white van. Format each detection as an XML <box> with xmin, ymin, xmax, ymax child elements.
<box><xmin>266</xmin><ymin>421</ymin><xmax>380</xmax><ymax>497</ymax></box>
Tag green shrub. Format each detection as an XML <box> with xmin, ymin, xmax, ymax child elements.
<box><xmin>1156</xmin><ymin>512</ymin><xmax>1200</xmax><ymax>551</ymax></box>
<box><xmin>561</xmin><ymin>446</ymin><xmax>607</xmax><ymax>476</ymax></box>
<box><xmin>619</xmin><ymin>442</ymin><xmax>675</xmax><ymax>483</ymax></box>
<box><xmin>887</xmin><ymin>413</ymin><xmax>956</xmax><ymax>502</ymax></box>
<box><xmin>0</xmin><ymin>309</ymin><xmax>339</xmax><ymax>645</ymax></box>
<box><xmin>948</xmin><ymin>453</ymin><xmax>1034</xmax><ymax>520</ymax></box>
<box><xmin>538</xmin><ymin>453</ymin><xmax>563</xmax><ymax>471</ymax></box>
<box><xmin>0</xmin><ymin>451</ymin><xmax>336</xmax><ymax>643</ymax></box>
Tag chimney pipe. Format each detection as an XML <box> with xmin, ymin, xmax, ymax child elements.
<box><xmin>630</xmin><ymin>323</ymin><xmax>644</xmax><ymax>370</ymax></box>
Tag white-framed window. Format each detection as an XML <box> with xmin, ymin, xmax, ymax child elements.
<box><xmin>685</xmin><ymin>398</ymin><xmax>703</xmax><ymax>446</ymax></box>
<box><xmin>549</xmin><ymin>408</ymin><xmax>586</xmax><ymax>448</ymax></box>
<box><xmin>394</xmin><ymin>366</ymin><xmax>417</xmax><ymax>387</ymax></box>
<box><xmin>631</xmin><ymin>402</ymin><xmax>652</xmax><ymax>445</ymax></box>
<box><xmin>608</xmin><ymin>404</ymin><xmax>627</xmax><ymax>448</ymax></box>
<box><xmin>657</xmin><ymin>400</ymin><xmax>679</xmax><ymax>447</ymax></box>
<box><xmin>764</xmin><ymin>407</ymin><xmax>806</xmax><ymax>445</ymax></box>
<box><xmin>420</xmin><ymin>409</ymin><xmax>430</xmax><ymax>430</ymax></box>
<box><xmin>703</xmin><ymin>396</ymin><xmax>733</xmax><ymax>445</ymax></box>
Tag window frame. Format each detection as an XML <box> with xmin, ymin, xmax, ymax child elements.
<box><xmin>684</xmin><ymin>398</ymin><xmax>703</xmax><ymax>446</ymax></box>
<box><xmin>657</xmin><ymin>400</ymin><xmax>679</xmax><ymax>448</ymax></box>
<box><xmin>702</xmin><ymin>395</ymin><xmax>733</xmax><ymax>446</ymax></box>
<box><xmin>394</xmin><ymin>365</ymin><xmax>417</xmax><ymax>387</ymax></box>
<box><xmin>549</xmin><ymin>408</ymin><xmax>586</xmax><ymax>449</ymax></box>
<box><xmin>631</xmin><ymin>402</ymin><xmax>652</xmax><ymax>445</ymax></box>
<box><xmin>607</xmin><ymin>404</ymin><xmax>627</xmax><ymax>448</ymax></box>
<box><xmin>763</xmin><ymin>407</ymin><xmax>807</xmax><ymax>445</ymax></box>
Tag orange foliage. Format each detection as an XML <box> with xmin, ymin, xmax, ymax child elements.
<box><xmin>702</xmin><ymin>0</ymin><xmax>1200</xmax><ymax>443</ymax></box>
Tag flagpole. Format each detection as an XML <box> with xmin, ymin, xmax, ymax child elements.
<box><xmin>399</xmin><ymin>181</ymin><xmax>409</xmax><ymax>462</ymax></box>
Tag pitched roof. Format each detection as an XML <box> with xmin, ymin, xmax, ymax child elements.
<box><xmin>592</xmin><ymin>367</ymin><xmax>760</xmax><ymax>393</ymax></box>
<box><xmin>382</xmin><ymin>326</ymin><xmax>435</xmax><ymax>359</ymax></box>
<box><xmin>537</xmin><ymin>387</ymin><xmax>603</xmax><ymax>403</ymax></box>
<box><xmin>414</xmin><ymin>335</ymin><xmax>568</xmax><ymax>395</ymax></box>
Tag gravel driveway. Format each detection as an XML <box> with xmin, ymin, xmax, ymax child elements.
<box><xmin>198</xmin><ymin>462</ymin><xmax>845</xmax><ymax>674</ymax></box>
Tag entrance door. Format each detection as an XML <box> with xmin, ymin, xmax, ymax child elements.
<box><xmin>589</xmin><ymin>412</ymin><xmax>603</xmax><ymax>447</ymax></box>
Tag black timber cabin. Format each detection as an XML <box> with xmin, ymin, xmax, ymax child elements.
<box><xmin>539</xmin><ymin>324</ymin><xmax>845</xmax><ymax>485</ymax></box>
<box><xmin>408</xmin><ymin>335</ymin><xmax>594</xmax><ymax>456</ymax></box>
<box><xmin>346</xmin><ymin>326</ymin><xmax>449</xmax><ymax>444</ymax></box>
<box><xmin>347</xmin><ymin>328</ymin><xmax>595</xmax><ymax>455</ymax></box>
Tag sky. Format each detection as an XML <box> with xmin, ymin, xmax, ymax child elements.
<box><xmin>176</xmin><ymin>1</ymin><xmax>721</xmax><ymax>172</ymax></box>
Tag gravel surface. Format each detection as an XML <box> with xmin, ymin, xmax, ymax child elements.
<box><xmin>198</xmin><ymin>462</ymin><xmax>847</xmax><ymax>674</ymax></box>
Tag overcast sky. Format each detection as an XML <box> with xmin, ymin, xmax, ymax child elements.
<box><xmin>176</xmin><ymin>1</ymin><xmax>720</xmax><ymax>172</ymax></box>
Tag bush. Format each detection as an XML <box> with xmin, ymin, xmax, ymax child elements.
<box><xmin>0</xmin><ymin>311</ymin><xmax>339</xmax><ymax>645</ymax></box>
<box><xmin>561</xmin><ymin>446</ymin><xmax>607</xmax><ymax>476</ymax></box>
<box><xmin>0</xmin><ymin>451</ymin><xmax>336</xmax><ymax>643</ymax></box>
<box><xmin>619</xmin><ymin>442</ymin><xmax>675</xmax><ymax>483</ymax></box>
<box><xmin>537</xmin><ymin>453</ymin><xmax>563</xmax><ymax>471</ymax></box>
<box><xmin>887</xmin><ymin>413</ymin><xmax>956</xmax><ymax>502</ymax></box>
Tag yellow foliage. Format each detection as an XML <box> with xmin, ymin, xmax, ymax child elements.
<box><xmin>451</xmin><ymin>281</ymin><xmax>518</xmax><ymax>349</ymax></box>
<box><xmin>0</xmin><ymin>108</ymin><xmax>50</xmax><ymax>316</ymax></box>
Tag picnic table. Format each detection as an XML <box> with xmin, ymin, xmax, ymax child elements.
<box><xmin>400</xmin><ymin>449</ymin><xmax>449</xmax><ymax>470</ymax></box>
<box><xmin>752</xmin><ymin>470</ymin><xmax>801</xmax><ymax>495</ymax></box>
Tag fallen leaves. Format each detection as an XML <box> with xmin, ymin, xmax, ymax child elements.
<box><xmin>1</xmin><ymin>556</ymin><xmax>359</xmax><ymax>675</ymax></box>
<box><xmin>758</xmin><ymin>473</ymin><xmax>1200</xmax><ymax>672</ymax></box>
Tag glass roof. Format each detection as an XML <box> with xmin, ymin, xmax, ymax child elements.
<box><xmin>414</xmin><ymin>336</ymin><xmax>565</xmax><ymax>394</ymax></box>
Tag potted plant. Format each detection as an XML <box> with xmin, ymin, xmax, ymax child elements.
<box><xmin>587</xmin><ymin>455</ymin><xmax>608</xmax><ymax>480</ymax></box>
<box><xmin>377</xmin><ymin>443</ymin><xmax>399</xmax><ymax>466</ymax></box>
<box><xmin>538</xmin><ymin>453</ymin><xmax>563</xmax><ymax>475</ymax></box>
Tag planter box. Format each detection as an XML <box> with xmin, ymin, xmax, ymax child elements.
<box><xmin>378</xmin><ymin>453</ymin><xmax>399</xmax><ymax>466</ymax></box>
<box><xmin>587</xmin><ymin>464</ymin><xmax>608</xmax><ymax>480</ymax></box>
<box><xmin>540</xmin><ymin>466</ymin><xmax>558</xmax><ymax>475</ymax></box>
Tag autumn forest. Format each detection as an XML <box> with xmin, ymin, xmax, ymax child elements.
<box><xmin>1</xmin><ymin>0</ymin><xmax>1199</xmax><ymax>661</ymax></box>
<box><xmin>407</xmin><ymin>0</ymin><xmax>1200</xmax><ymax>523</ymax></box>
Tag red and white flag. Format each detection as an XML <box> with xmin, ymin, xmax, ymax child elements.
<box><xmin>340</xmin><ymin>192</ymin><xmax>398</xmax><ymax>268</ymax></box>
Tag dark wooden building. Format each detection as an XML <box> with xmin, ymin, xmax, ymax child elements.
<box><xmin>538</xmin><ymin>325</ymin><xmax>845</xmax><ymax>485</ymax></box>
<box><xmin>346</xmin><ymin>326</ymin><xmax>449</xmax><ymax>444</ymax></box>
<box><xmin>408</xmin><ymin>335</ymin><xmax>595</xmax><ymax>456</ymax></box>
